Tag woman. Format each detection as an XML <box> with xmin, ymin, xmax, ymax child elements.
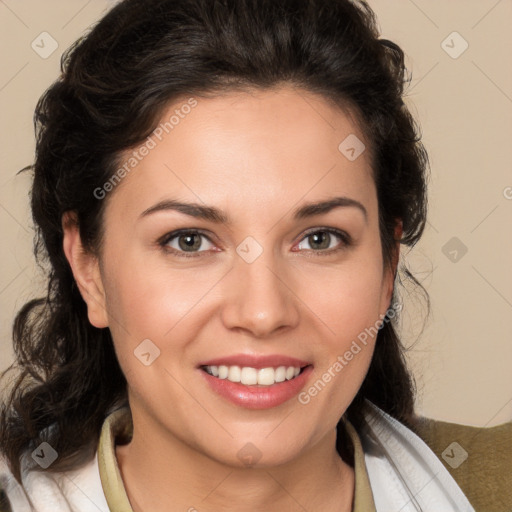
<box><xmin>0</xmin><ymin>0</ymin><xmax>509</xmax><ymax>511</ymax></box>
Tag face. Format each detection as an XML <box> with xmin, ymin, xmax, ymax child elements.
<box><xmin>71</xmin><ymin>85</ymin><xmax>395</xmax><ymax>468</ymax></box>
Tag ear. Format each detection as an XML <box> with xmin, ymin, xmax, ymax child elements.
<box><xmin>62</xmin><ymin>211</ymin><xmax>109</xmax><ymax>328</ymax></box>
<box><xmin>380</xmin><ymin>219</ymin><xmax>403</xmax><ymax>313</ymax></box>
<box><xmin>391</xmin><ymin>219</ymin><xmax>403</xmax><ymax>280</ymax></box>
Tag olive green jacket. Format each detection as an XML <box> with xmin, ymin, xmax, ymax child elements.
<box><xmin>409</xmin><ymin>415</ymin><xmax>512</xmax><ymax>512</ymax></box>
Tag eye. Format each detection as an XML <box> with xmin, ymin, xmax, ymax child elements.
<box><xmin>159</xmin><ymin>227</ymin><xmax>351</xmax><ymax>259</ymax></box>
<box><xmin>159</xmin><ymin>230</ymin><xmax>216</xmax><ymax>258</ymax></box>
<box><xmin>294</xmin><ymin>228</ymin><xmax>351</xmax><ymax>255</ymax></box>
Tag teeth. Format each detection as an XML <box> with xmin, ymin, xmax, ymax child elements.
<box><xmin>228</xmin><ymin>366</ymin><xmax>241</xmax><ymax>382</ymax></box>
<box><xmin>204</xmin><ymin>365</ymin><xmax>303</xmax><ymax>386</ymax></box>
<box><xmin>218</xmin><ymin>365</ymin><xmax>228</xmax><ymax>379</ymax></box>
<box><xmin>241</xmin><ymin>366</ymin><xmax>258</xmax><ymax>385</ymax></box>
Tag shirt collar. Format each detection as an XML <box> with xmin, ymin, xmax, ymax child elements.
<box><xmin>97</xmin><ymin>406</ymin><xmax>376</xmax><ymax>511</ymax></box>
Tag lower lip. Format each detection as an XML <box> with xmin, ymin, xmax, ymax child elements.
<box><xmin>199</xmin><ymin>365</ymin><xmax>314</xmax><ymax>409</ymax></box>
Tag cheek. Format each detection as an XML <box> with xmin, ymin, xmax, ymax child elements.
<box><xmin>296</xmin><ymin>274</ymin><xmax>384</xmax><ymax>436</ymax></box>
<box><xmin>101</xmin><ymin>264</ymin><xmax>213</xmax><ymax>400</ymax></box>
<box><xmin>299</xmin><ymin>269</ymin><xmax>384</xmax><ymax>419</ymax></box>
<box><xmin>104</xmin><ymin>247</ymin><xmax>386</xmax><ymax>342</ymax></box>
<box><xmin>301</xmin><ymin>256</ymin><xmax>386</xmax><ymax>337</ymax></box>
<box><xmin>104</xmin><ymin>263</ymin><xmax>213</xmax><ymax>338</ymax></box>
<box><xmin>299</xmin><ymin>254</ymin><xmax>385</xmax><ymax>382</ymax></box>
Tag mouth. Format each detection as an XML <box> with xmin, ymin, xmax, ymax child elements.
<box><xmin>200</xmin><ymin>364</ymin><xmax>311</xmax><ymax>387</ymax></box>
<box><xmin>197</xmin><ymin>355</ymin><xmax>314</xmax><ymax>409</ymax></box>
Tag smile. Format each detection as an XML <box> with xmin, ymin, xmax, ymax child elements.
<box><xmin>199</xmin><ymin>364</ymin><xmax>314</xmax><ymax>409</ymax></box>
<box><xmin>202</xmin><ymin>365</ymin><xmax>304</xmax><ymax>386</ymax></box>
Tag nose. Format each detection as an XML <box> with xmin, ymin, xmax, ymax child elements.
<box><xmin>220</xmin><ymin>249</ymin><xmax>300</xmax><ymax>338</ymax></box>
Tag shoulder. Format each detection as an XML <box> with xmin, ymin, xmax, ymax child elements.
<box><xmin>0</xmin><ymin>449</ymin><xmax>110</xmax><ymax>512</ymax></box>
<box><xmin>0</xmin><ymin>405</ymin><xmax>130</xmax><ymax>512</ymax></box>
<box><xmin>410</xmin><ymin>414</ymin><xmax>512</xmax><ymax>512</ymax></box>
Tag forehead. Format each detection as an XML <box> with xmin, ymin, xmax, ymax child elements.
<box><xmin>105</xmin><ymin>85</ymin><xmax>376</xmax><ymax>222</ymax></box>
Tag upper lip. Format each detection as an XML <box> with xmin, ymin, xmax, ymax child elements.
<box><xmin>198</xmin><ymin>354</ymin><xmax>312</xmax><ymax>370</ymax></box>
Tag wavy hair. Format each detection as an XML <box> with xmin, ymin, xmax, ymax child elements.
<box><xmin>1</xmin><ymin>0</ymin><xmax>429</xmax><ymax>482</ymax></box>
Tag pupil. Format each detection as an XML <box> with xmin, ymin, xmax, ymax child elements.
<box><xmin>310</xmin><ymin>232</ymin><xmax>329</xmax><ymax>250</ymax></box>
<box><xmin>179</xmin><ymin>234</ymin><xmax>200</xmax><ymax>251</ymax></box>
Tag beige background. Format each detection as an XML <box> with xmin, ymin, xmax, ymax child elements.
<box><xmin>1</xmin><ymin>0</ymin><xmax>511</xmax><ymax>427</ymax></box>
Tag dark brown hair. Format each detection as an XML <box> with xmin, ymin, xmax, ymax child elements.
<box><xmin>1</xmin><ymin>0</ymin><xmax>429</xmax><ymax>482</ymax></box>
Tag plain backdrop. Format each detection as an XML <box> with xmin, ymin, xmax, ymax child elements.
<box><xmin>0</xmin><ymin>0</ymin><xmax>511</xmax><ymax>427</ymax></box>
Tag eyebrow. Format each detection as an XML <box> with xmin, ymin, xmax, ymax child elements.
<box><xmin>139</xmin><ymin>196</ymin><xmax>368</xmax><ymax>224</ymax></box>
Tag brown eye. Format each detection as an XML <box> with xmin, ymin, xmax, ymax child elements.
<box><xmin>160</xmin><ymin>230</ymin><xmax>215</xmax><ymax>257</ymax></box>
<box><xmin>177</xmin><ymin>233</ymin><xmax>202</xmax><ymax>251</ymax></box>
<box><xmin>295</xmin><ymin>228</ymin><xmax>351</xmax><ymax>254</ymax></box>
<box><xmin>306</xmin><ymin>231</ymin><xmax>331</xmax><ymax>250</ymax></box>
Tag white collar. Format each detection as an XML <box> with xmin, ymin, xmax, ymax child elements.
<box><xmin>360</xmin><ymin>399</ymin><xmax>475</xmax><ymax>511</ymax></box>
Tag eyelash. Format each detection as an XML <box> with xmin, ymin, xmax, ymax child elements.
<box><xmin>158</xmin><ymin>227</ymin><xmax>352</xmax><ymax>259</ymax></box>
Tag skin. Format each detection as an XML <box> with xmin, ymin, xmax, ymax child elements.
<box><xmin>63</xmin><ymin>85</ymin><xmax>398</xmax><ymax>512</ymax></box>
